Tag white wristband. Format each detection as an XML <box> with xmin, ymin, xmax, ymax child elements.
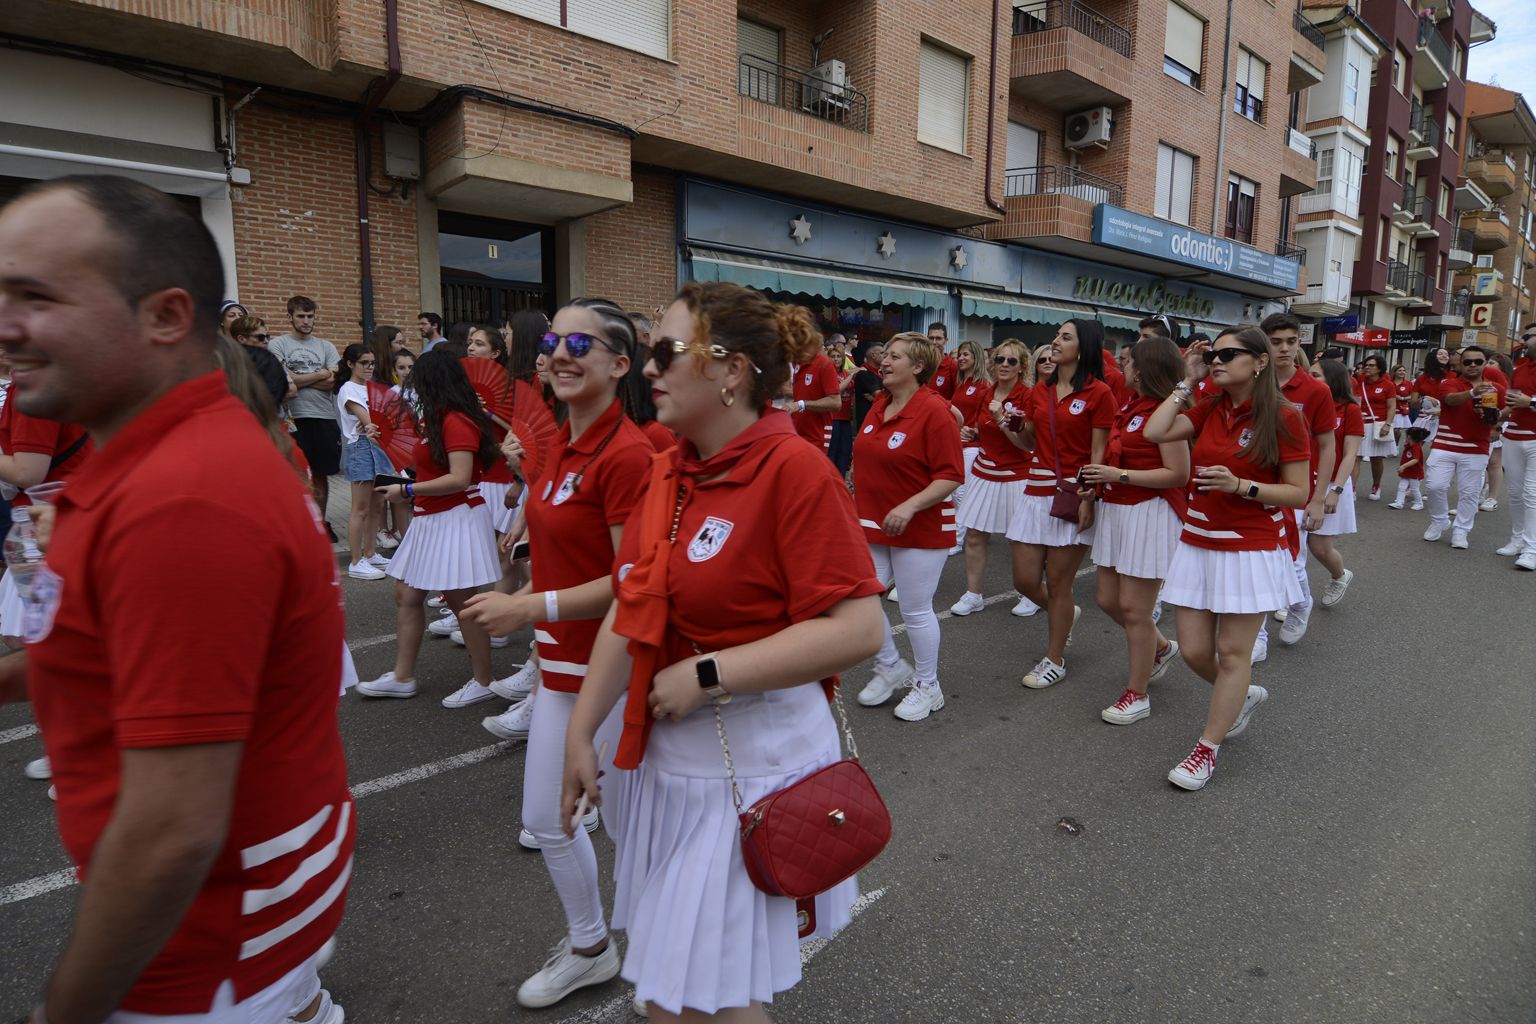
<box><xmin>796</xmin><ymin>400</ymin><xmax>805</xmax><ymax>413</ymax></box>
<box><xmin>543</xmin><ymin>590</ymin><xmax>560</xmax><ymax>623</ymax></box>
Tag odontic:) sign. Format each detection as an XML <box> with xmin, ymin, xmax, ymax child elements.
<box><xmin>1092</xmin><ymin>207</ymin><xmax>1301</xmax><ymax>291</ymax></box>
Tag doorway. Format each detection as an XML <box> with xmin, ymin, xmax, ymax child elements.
<box><xmin>438</xmin><ymin>213</ymin><xmax>553</xmax><ymax>325</ymax></box>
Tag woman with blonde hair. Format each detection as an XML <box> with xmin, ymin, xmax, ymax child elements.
<box><xmin>561</xmin><ymin>281</ymin><xmax>885</xmax><ymax>1021</ymax></box>
<box><xmin>947</xmin><ymin>339</ymin><xmax>991</xmax><ymax>553</ymax></box>
<box><xmin>1144</xmin><ymin>327</ymin><xmax>1311</xmax><ymax>790</ymax></box>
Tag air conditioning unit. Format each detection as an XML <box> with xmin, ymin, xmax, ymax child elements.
<box><xmin>1064</xmin><ymin>106</ymin><xmax>1113</xmax><ymax>149</ymax></box>
<box><xmin>1475</xmin><ymin>255</ymin><xmax>1495</xmax><ymax>268</ymax></box>
<box><xmin>803</xmin><ymin>60</ymin><xmax>850</xmax><ymax>112</ymax></box>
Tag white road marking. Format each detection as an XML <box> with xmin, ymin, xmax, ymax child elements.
<box><xmin>549</xmin><ymin>887</ymin><xmax>891</xmax><ymax>1024</ymax></box>
<box><xmin>0</xmin><ymin>723</ymin><xmax>40</xmax><ymax>745</ymax></box>
<box><xmin>347</xmin><ymin>633</ymin><xmax>398</xmax><ymax>653</ymax></box>
<box><xmin>0</xmin><ymin>868</ymin><xmax>75</xmax><ymax>906</ymax></box>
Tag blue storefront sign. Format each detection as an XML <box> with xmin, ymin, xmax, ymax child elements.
<box><xmin>1322</xmin><ymin>315</ymin><xmax>1359</xmax><ymax>334</ymax></box>
<box><xmin>1092</xmin><ymin>207</ymin><xmax>1301</xmax><ymax>292</ymax></box>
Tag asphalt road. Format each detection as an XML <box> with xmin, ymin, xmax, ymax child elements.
<box><xmin>2</xmin><ymin>479</ymin><xmax>1533</xmax><ymax>1024</ymax></box>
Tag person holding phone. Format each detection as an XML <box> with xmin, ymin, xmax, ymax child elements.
<box><xmin>1005</xmin><ymin>319</ymin><xmax>1116</xmax><ymax>690</ymax></box>
<box><xmin>357</xmin><ymin>350</ymin><xmax>501</xmax><ymax>706</ymax></box>
<box><xmin>335</xmin><ymin>343</ymin><xmax>393</xmax><ymax>580</ymax></box>
<box><xmin>850</xmin><ymin>331</ymin><xmax>964</xmax><ymax>721</ymax></box>
<box><xmin>457</xmin><ymin>298</ymin><xmax>653</xmax><ymax>1009</ymax></box>
<box><xmin>1144</xmin><ymin>327</ymin><xmax>1311</xmax><ymax>790</ymax></box>
<box><xmin>1423</xmin><ymin>345</ymin><xmax>1506</xmax><ymax>548</ymax></box>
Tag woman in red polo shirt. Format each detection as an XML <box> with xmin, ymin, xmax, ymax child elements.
<box><xmin>359</xmin><ymin>350</ymin><xmax>501</xmax><ymax>706</ymax></box>
<box><xmin>851</xmin><ymin>332</ymin><xmax>964</xmax><ymax>722</ymax></box>
<box><xmin>950</xmin><ymin>340</ymin><xmax>1038</xmax><ymax>620</ymax></box>
<box><xmin>1077</xmin><ymin>336</ymin><xmax>1190</xmax><ymax>726</ymax></box>
<box><xmin>1356</xmin><ymin>354</ymin><xmax>1398</xmax><ymax>500</ymax></box>
<box><xmin>559</xmin><ymin>281</ymin><xmax>885</xmax><ymax>1018</ymax></box>
<box><xmin>1309</xmin><ymin>359</ymin><xmax>1364</xmax><ymax>607</ymax></box>
<box><xmin>1412</xmin><ymin>347</ymin><xmax>1453</xmax><ymax>439</ymax></box>
<box><xmin>1005</xmin><ymin>319</ymin><xmax>1116</xmax><ymax>690</ymax></box>
<box><xmin>1144</xmin><ymin>327</ymin><xmax>1311</xmax><ymax>791</ymax></box>
<box><xmin>459</xmin><ymin>298</ymin><xmax>652</xmax><ymax>1010</ymax></box>
<box><xmin>947</xmin><ymin>340</ymin><xmax>990</xmax><ymax>554</ymax></box>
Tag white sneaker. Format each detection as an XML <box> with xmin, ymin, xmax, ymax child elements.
<box><xmin>1480</xmin><ymin>497</ymin><xmax>1499</xmax><ymax>512</ymax></box>
<box><xmin>947</xmin><ymin>542</ymin><xmax>964</xmax><ymax>556</ymax></box>
<box><xmin>450</xmin><ymin>629</ymin><xmax>511</xmax><ymax>649</ymax></box>
<box><xmin>1148</xmin><ymin>640</ymin><xmax>1180</xmax><ymax>683</ymax></box>
<box><xmin>949</xmin><ymin>592</ymin><xmax>986</xmax><ymax>616</ymax></box>
<box><xmin>885</xmin><ymin>586</ymin><xmax>900</xmax><ymax>603</ymax></box>
<box><xmin>1101</xmin><ymin>688</ymin><xmax>1150</xmax><ymax>725</ymax></box>
<box><xmin>1450</xmin><ymin>530</ymin><xmax>1469</xmax><ymax>550</ymax></box>
<box><xmin>1387</xmin><ymin>500</ymin><xmax>1405</xmax><ymax>510</ymax></box>
<box><xmin>376</xmin><ymin>530</ymin><xmax>399</xmax><ymax>550</ymax></box>
<box><xmin>1065</xmin><ymin>604</ymin><xmax>1082</xmax><ymax>646</ymax></box>
<box><xmin>516</xmin><ymin>937</ymin><xmax>623</xmax><ymax>1008</ymax></box>
<box><xmin>366</xmin><ymin>552</ymin><xmax>391</xmax><ymax>567</ymax></box>
<box><xmin>1021</xmin><ymin>656</ymin><xmax>1066</xmax><ymax>689</ymax></box>
<box><xmin>482</xmin><ymin>696</ymin><xmax>535</xmax><ymax>739</ymax></box>
<box><xmin>347</xmin><ymin>560</ymin><xmax>386</xmax><ymax>580</ymax></box>
<box><xmin>1168</xmin><ymin>741</ymin><xmax>1218</xmax><ymax>791</ymax></box>
<box><xmin>1423</xmin><ymin>523</ymin><xmax>1445</xmax><ymax>542</ymax></box>
<box><xmin>1251</xmin><ymin>635</ymin><xmax>1268</xmax><ymax>664</ymax></box>
<box><xmin>1411</xmin><ymin>501</ymin><xmax>1425</xmax><ymax>511</ymax></box>
<box><xmin>1319</xmin><ymin>568</ymin><xmax>1354</xmax><ymax>608</ymax></box>
<box><xmin>857</xmin><ymin>659</ymin><xmax>913</xmax><ymax>707</ymax></box>
<box><xmin>1278</xmin><ymin>609</ymin><xmax>1309</xmax><ymax>646</ymax></box>
<box><xmin>491</xmin><ymin>662</ymin><xmax>538</xmax><ymax>700</ymax></box>
<box><xmin>1272</xmin><ymin>606</ymin><xmax>1288</xmax><ymax>623</ymax></box>
<box><xmin>357</xmin><ymin>671</ymin><xmax>417</xmax><ymax>699</ymax></box>
<box><xmin>24</xmin><ymin>756</ymin><xmax>51</xmax><ymax>780</ymax></box>
<box><xmin>1225</xmin><ymin>684</ymin><xmax>1268</xmax><ymax>739</ymax></box>
<box><xmin>517</xmin><ymin>808</ymin><xmax>599</xmax><ymax>850</ymax></box>
<box><xmin>1010</xmin><ymin>595</ymin><xmax>1040</xmax><ymax>617</ymax></box>
<box><xmin>1368</xmin><ymin>487</ymin><xmax>1381</xmax><ymax>501</ymax></box>
<box><xmin>427</xmin><ymin>613</ymin><xmax>459</xmax><ymax>636</ymax></box>
<box><xmin>441</xmin><ymin>680</ymin><xmax>497</xmax><ymax>709</ymax></box>
<box><xmin>427</xmin><ymin>594</ymin><xmax>448</xmax><ymax>609</ymax></box>
<box><xmin>1517</xmin><ymin>550</ymin><xmax>1536</xmax><ymax>571</ymax></box>
<box><xmin>1497</xmin><ymin>540</ymin><xmax>1525</xmax><ymax>557</ymax></box>
<box><xmin>893</xmin><ymin>680</ymin><xmax>944</xmax><ymax>722</ymax></box>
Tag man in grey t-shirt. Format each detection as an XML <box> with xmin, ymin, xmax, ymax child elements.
<box><xmin>269</xmin><ymin>295</ymin><xmax>339</xmax><ymax>537</ymax></box>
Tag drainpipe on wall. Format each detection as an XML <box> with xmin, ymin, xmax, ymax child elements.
<box><xmin>983</xmin><ymin>0</ymin><xmax>1008</xmax><ymax>216</ymax></box>
<box><xmin>1209</xmin><ymin>0</ymin><xmax>1236</xmax><ymax>234</ymax></box>
<box><xmin>355</xmin><ymin>0</ymin><xmax>402</xmax><ymax>340</ymax></box>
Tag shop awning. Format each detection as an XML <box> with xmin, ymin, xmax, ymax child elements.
<box><xmin>688</xmin><ymin>248</ymin><xmax>951</xmax><ymax>308</ymax></box>
<box><xmin>959</xmin><ymin>290</ymin><xmax>1096</xmax><ymax>325</ymax></box>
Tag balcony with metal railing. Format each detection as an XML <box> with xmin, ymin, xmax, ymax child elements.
<box><xmin>980</xmin><ymin>163</ymin><xmax>1125</xmax><ymax>245</ymax></box>
<box><xmin>1276</xmin><ymin>238</ymin><xmax>1306</xmax><ymax>261</ymax></box>
<box><xmin>1293</xmin><ymin>8</ymin><xmax>1326</xmax><ymax>51</ymax></box>
<box><xmin>1408</xmin><ymin>100</ymin><xmax>1441</xmax><ymax>160</ymax></box>
<box><xmin>1280</xmin><ymin>127</ymin><xmax>1318</xmax><ymax>197</ymax></box>
<box><xmin>736</xmin><ymin>55</ymin><xmax>871</xmax><ymax>133</ymax></box>
<box><xmin>1010</xmin><ymin>0</ymin><xmax>1134</xmax><ymax>109</ymax></box>
<box><xmin>1465</xmin><ymin>145</ymin><xmax>1519</xmax><ymax>198</ymax></box>
<box><xmin>1415</xmin><ymin>20</ymin><xmax>1453</xmax><ymax>90</ymax></box>
<box><xmin>1449</xmin><ymin>228</ymin><xmax>1476</xmax><ymax>269</ymax></box>
<box><xmin>1003</xmin><ymin>164</ymin><xmax>1124</xmax><ymax>205</ymax></box>
<box><xmin>1393</xmin><ymin>186</ymin><xmax>1435</xmax><ymax>234</ymax></box>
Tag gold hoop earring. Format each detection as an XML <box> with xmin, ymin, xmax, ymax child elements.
<box><xmin>720</xmin><ymin>387</ymin><xmax>736</xmax><ymax>407</ymax></box>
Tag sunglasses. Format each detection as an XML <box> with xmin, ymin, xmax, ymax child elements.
<box><xmin>538</xmin><ymin>332</ymin><xmax>621</xmax><ymax>359</ymax></box>
<box><xmin>650</xmin><ymin>337</ymin><xmax>762</xmax><ymax>375</ymax></box>
<box><xmin>993</xmin><ymin>356</ymin><xmax>1020</xmax><ymax>366</ymax></box>
<box><xmin>1462</xmin><ymin>358</ymin><xmax>1486</xmax><ymax>366</ymax></box>
<box><xmin>1202</xmin><ymin>347</ymin><xmax>1251</xmax><ymax>365</ymax></box>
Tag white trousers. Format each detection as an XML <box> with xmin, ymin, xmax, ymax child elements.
<box><xmin>104</xmin><ymin>950</ymin><xmax>323</xmax><ymax>1022</ymax></box>
<box><xmin>1502</xmin><ymin>439</ymin><xmax>1536</xmax><ymax>553</ymax></box>
<box><xmin>1425</xmin><ymin>449</ymin><xmax>1490</xmax><ymax>535</ymax></box>
<box><xmin>1257</xmin><ymin>509</ymin><xmax>1310</xmax><ymax>647</ymax></box>
<box><xmin>524</xmin><ymin>686</ymin><xmax>624</xmax><ymax>948</ymax></box>
<box><xmin>869</xmin><ymin>544</ymin><xmax>948</xmax><ymax>685</ymax></box>
<box><xmin>1393</xmin><ymin>478</ymin><xmax>1424</xmax><ymax>506</ymax></box>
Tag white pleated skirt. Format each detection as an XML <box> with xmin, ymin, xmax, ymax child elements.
<box><xmin>612</xmin><ymin>691</ymin><xmax>857</xmax><ymax>1015</ymax></box>
<box><xmin>1392</xmin><ymin>413</ymin><xmax>1412</xmax><ymax>430</ymax></box>
<box><xmin>1006</xmin><ymin>491</ymin><xmax>1096</xmax><ymax>547</ymax></box>
<box><xmin>1361</xmin><ymin>432</ymin><xmax>1398</xmax><ymax>458</ymax></box>
<box><xmin>0</xmin><ymin>570</ymin><xmax>21</xmax><ymax>638</ymax></box>
<box><xmin>1091</xmin><ymin>499</ymin><xmax>1181</xmax><ymax>580</ymax></box>
<box><xmin>955</xmin><ymin>473</ymin><xmax>1023</xmax><ymax>534</ymax></box>
<box><xmin>386</xmin><ymin>502</ymin><xmax>500</xmax><ymax>592</ymax></box>
<box><xmin>478</xmin><ymin>481</ymin><xmax>513</xmax><ymax>534</ymax></box>
<box><xmin>339</xmin><ymin>639</ymin><xmax>358</xmax><ymax>695</ymax></box>
<box><xmin>1312</xmin><ymin>478</ymin><xmax>1357</xmax><ymax>537</ymax></box>
<box><xmin>1160</xmin><ymin>541</ymin><xmax>1305</xmax><ymax>614</ymax></box>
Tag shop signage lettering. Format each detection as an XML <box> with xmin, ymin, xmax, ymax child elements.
<box><xmin>1072</xmin><ymin>275</ymin><xmax>1216</xmax><ymax>318</ymax></box>
<box><xmin>1092</xmin><ymin>207</ymin><xmax>1301</xmax><ymax>291</ymax></box>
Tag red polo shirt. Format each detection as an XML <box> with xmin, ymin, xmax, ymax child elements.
<box><xmin>525</xmin><ymin>398</ymin><xmax>652</xmax><ymax>693</ymax></box>
<box><xmin>1412</xmin><ymin>373</ymin><xmax>1443</xmax><ymax>402</ymax></box>
<box><xmin>971</xmin><ymin>380</ymin><xmax>1033</xmax><ymax>482</ymax></box>
<box><xmin>412</xmin><ymin>411</ymin><xmax>487</xmax><ymax>515</ymax></box>
<box><xmin>1180</xmin><ymin>394</ymin><xmax>1311</xmax><ymax>551</ymax></box>
<box><xmin>28</xmin><ymin>372</ymin><xmax>352</xmax><ymax>1013</ymax></box>
<box><xmin>1279</xmin><ymin>368</ymin><xmax>1335</xmax><ymax>489</ymax></box>
<box><xmin>1435</xmin><ymin>377</ymin><xmax>1505</xmax><ymax>455</ymax></box>
<box><xmin>1333</xmin><ymin>400</ymin><xmax>1365</xmax><ymax>457</ymax></box>
<box><xmin>1506</xmin><ymin>362</ymin><xmax>1536</xmax><ymax>441</ymax></box>
<box><xmin>1103</xmin><ymin>394</ymin><xmax>1185</xmax><ymax>508</ymax></box>
<box><xmin>927</xmin><ymin>353</ymin><xmax>958</xmax><ymax>401</ymax></box>
<box><xmin>853</xmin><ymin>388</ymin><xmax>964</xmax><ymax>548</ymax></box>
<box><xmin>790</xmin><ymin>353</ymin><xmax>840</xmax><ymax>450</ymax></box>
<box><xmin>0</xmin><ymin>400</ymin><xmax>92</xmax><ymax>503</ymax></box>
<box><xmin>1022</xmin><ymin>377</ymin><xmax>1117</xmax><ymax>496</ymax></box>
<box><xmin>951</xmin><ymin>377</ymin><xmax>990</xmax><ymax>445</ymax></box>
<box><xmin>1399</xmin><ymin>441</ymin><xmax>1426</xmax><ymax>479</ymax></box>
<box><xmin>1359</xmin><ymin>377</ymin><xmax>1396</xmax><ymax>426</ymax></box>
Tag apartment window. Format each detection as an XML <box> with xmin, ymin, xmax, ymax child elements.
<box><xmin>1393</xmin><ymin>47</ymin><xmax>1409</xmax><ymax>94</ymax></box>
<box><xmin>1014</xmin><ymin>0</ymin><xmax>1048</xmax><ymax>32</ymax></box>
<box><xmin>1340</xmin><ymin>149</ymin><xmax>1363</xmax><ymax>217</ymax></box>
<box><xmin>737</xmin><ymin>18</ymin><xmax>782</xmax><ymax>103</ymax></box>
<box><xmin>478</xmin><ymin>0</ymin><xmax>670</xmax><ymax>60</ymax></box>
<box><xmin>1164</xmin><ymin>2</ymin><xmax>1205</xmax><ymax>89</ymax></box>
<box><xmin>1385</xmin><ymin>135</ymin><xmax>1400</xmax><ymax>180</ymax></box>
<box><xmin>1156</xmin><ymin>143</ymin><xmax>1197</xmax><ymax>224</ymax></box>
<box><xmin>1225</xmin><ymin>174</ymin><xmax>1257</xmax><ymax>244</ymax></box>
<box><xmin>1006</xmin><ymin>121</ymin><xmax>1042</xmax><ymax>195</ymax></box>
<box><xmin>1444</xmin><ymin>112</ymin><xmax>1459</xmax><ymax>154</ymax></box>
<box><xmin>1234</xmin><ymin>48</ymin><xmax>1266</xmax><ymax>123</ymax></box>
<box><xmin>1344</xmin><ymin>63</ymin><xmax>1361</xmax><ymax>120</ymax></box>
<box><xmin>1454</xmin><ymin>42</ymin><xmax>1466</xmax><ymax>77</ymax></box>
<box><xmin>918</xmin><ymin>41</ymin><xmax>969</xmax><ymax>154</ymax></box>
<box><xmin>1439</xmin><ymin>181</ymin><xmax>1452</xmax><ymax>219</ymax></box>
<box><xmin>1316</xmin><ymin>147</ymin><xmax>1335</xmax><ymax>193</ymax></box>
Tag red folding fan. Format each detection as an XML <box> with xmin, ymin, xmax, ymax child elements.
<box><xmin>460</xmin><ymin>358</ymin><xmax>559</xmax><ymax>483</ymax></box>
<box><xmin>365</xmin><ymin>380</ymin><xmax>421</xmax><ymax>472</ymax></box>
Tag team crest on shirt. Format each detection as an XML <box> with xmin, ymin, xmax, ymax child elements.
<box><xmin>888</xmin><ymin>432</ymin><xmax>908</xmax><ymax>449</ymax></box>
<box><xmin>1238</xmin><ymin>428</ymin><xmax>1254</xmax><ymax>448</ymax></box>
<box><xmin>965</xmin><ymin>385</ymin><xmax>978</xmax><ymax>396</ymax></box>
<box><xmin>687</xmin><ymin>517</ymin><xmax>734</xmax><ymax>562</ymax></box>
<box><xmin>1069</xmin><ymin>399</ymin><xmax>1086</xmax><ymax>415</ymax></box>
<box><xmin>804</xmin><ymin>373</ymin><xmax>814</xmax><ymax>386</ymax></box>
<box><xmin>551</xmin><ymin>472</ymin><xmax>578</xmax><ymax>506</ymax></box>
<box><xmin>935</xmin><ymin>375</ymin><xmax>947</xmax><ymax>386</ymax></box>
<box><xmin>1127</xmin><ymin>415</ymin><xmax>1145</xmax><ymax>432</ymax></box>
<box><xmin>22</xmin><ymin>564</ymin><xmax>62</xmax><ymax>644</ymax></box>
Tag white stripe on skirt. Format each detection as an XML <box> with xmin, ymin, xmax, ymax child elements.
<box><xmin>386</xmin><ymin>502</ymin><xmax>501</xmax><ymax>591</ymax></box>
<box><xmin>1159</xmin><ymin>541</ymin><xmax>1305</xmax><ymax>614</ymax></box>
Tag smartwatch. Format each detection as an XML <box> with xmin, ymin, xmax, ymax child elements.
<box><xmin>1328</xmin><ymin>483</ymin><xmax>1345</xmax><ymax>495</ymax></box>
<box><xmin>1244</xmin><ymin>480</ymin><xmax>1261</xmax><ymax>500</ymax></box>
<box><xmin>696</xmin><ymin>655</ymin><xmax>732</xmax><ymax>703</ymax></box>
<box><xmin>1118</xmin><ymin>470</ymin><xmax>1130</xmax><ymax>485</ymax></box>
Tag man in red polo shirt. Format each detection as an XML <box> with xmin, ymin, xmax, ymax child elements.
<box><xmin>1256</xmin><ymin>312</ymin><xmax>1337</xmax><ymax>657</ymax></box>
<box><xmin>0</xmin><ymin>176</ymin><xmax>350</xmax><ymax>1024</ymax></box>
<box><xmin>780</xmin><ymin>341</ymin><xmax>841</xmax><ymax>454</ymax></box>
<box><xmin>1501</xmin><ymin>325</ymin><xmax>1536</xmax><ymax>570</ymax></box>
<box><xmin>925</xmin><ymin>321</ymin><xmax>958</xmax><ymax>401</ymax></box>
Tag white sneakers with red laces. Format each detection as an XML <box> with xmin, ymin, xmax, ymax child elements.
<box><xmin>1101</xmin><ymin>689</ymin><xmax>1150</xmax><ymax>725</ymax></box>
<box><xmin>1168</xmin><ymin>741</ymin><xmax>1218</xmax><ymax>790</ymax></box>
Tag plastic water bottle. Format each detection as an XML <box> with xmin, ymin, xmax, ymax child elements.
<box><xmin>3</xmin><ymin>506</ymin><xmax>41</xmax><ymax>599</ymax></box>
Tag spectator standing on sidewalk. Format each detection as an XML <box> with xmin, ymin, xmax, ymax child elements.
<box><xmin>0</xmin><ymin>174</ymin><xmax>351</xmax><ymax>1024</ymax></box>
<box><xmin>270</xmin><ymin>295</ymin><xmax>341</xmax><ymax>540</ymax></box>
<box><xmin>419</xmin><ymin>311</ymin><xmax>445</xmax><ymax>351</ymax></box>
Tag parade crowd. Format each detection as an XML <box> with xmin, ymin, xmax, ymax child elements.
<box><xmin>2</xmin><ymin>176</ymin><xmax>1533</xmax><ymax>1024</ymax></box>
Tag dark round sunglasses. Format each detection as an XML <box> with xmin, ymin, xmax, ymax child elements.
<box><xmin>539</xmin><ymin>331</ymin><xmax>622</xmax><ymax>359</ymax></box>
<box><xmin>1202</xmin><ymin>347</ymin><xmax>1250</xmax><ymax>365</ymax></box>
<box><xmin>993</xmin><ymin>356</ymin><xmax>1020</xmax><ymax>366</ymax></box>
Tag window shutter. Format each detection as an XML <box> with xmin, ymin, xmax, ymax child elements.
<box><xmin>1007</xmin><ymin>121</ymin><xmax>1040</xmax><ymax>168</ymax></box>
<box><xmin>565</xmin><ymin>0</ymin><xmax>669</xmax><ymax>60</ymax></box>
<box><xmin>1164</xmin><ymin>2</ymin><xmax>1204</xmax><ymax>74</ymax></box>
<box><xmin>1245</xmin><ymin>51</ymin><xmax>1264</xmax><ymax>101</ymax></box>
<box><xmin>1156</xmin><ymin>145</ymin><xmax>1174</xmax><ymax>218</ymax></box>
<box><xmin>737</xmin><ymin>19</ymin><xmax>781</xmax><ymax>103</ymax></box>
<box><xmin>919</xmin><ymin>42</ymin><xmax>969</xmax><ymax>154</ymax></box>
<box><xmin>1171</xmin><ymin>149</ymin><xmax>1193</xmax><ymax>224</ymax></box>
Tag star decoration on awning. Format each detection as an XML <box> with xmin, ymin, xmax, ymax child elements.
<box><xmin>789</xmin><ymin>215</ymin><xmax>813</xmax><ymax>245</ymax></box>
<box><xmin>877</xmin><ymin>232</ymin><xmax>896</xmax><ymax>259</ymax></box>
<box><xmin>950</xmin><ymin>245</ymin><xmax>968</xmax><ymax>271</ymax></box>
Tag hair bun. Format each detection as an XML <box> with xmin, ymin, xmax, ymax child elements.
<box><xmin>773</xmin><ymin>304</ymin><xmax>822</xmax><ymax>364</ymax></box>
